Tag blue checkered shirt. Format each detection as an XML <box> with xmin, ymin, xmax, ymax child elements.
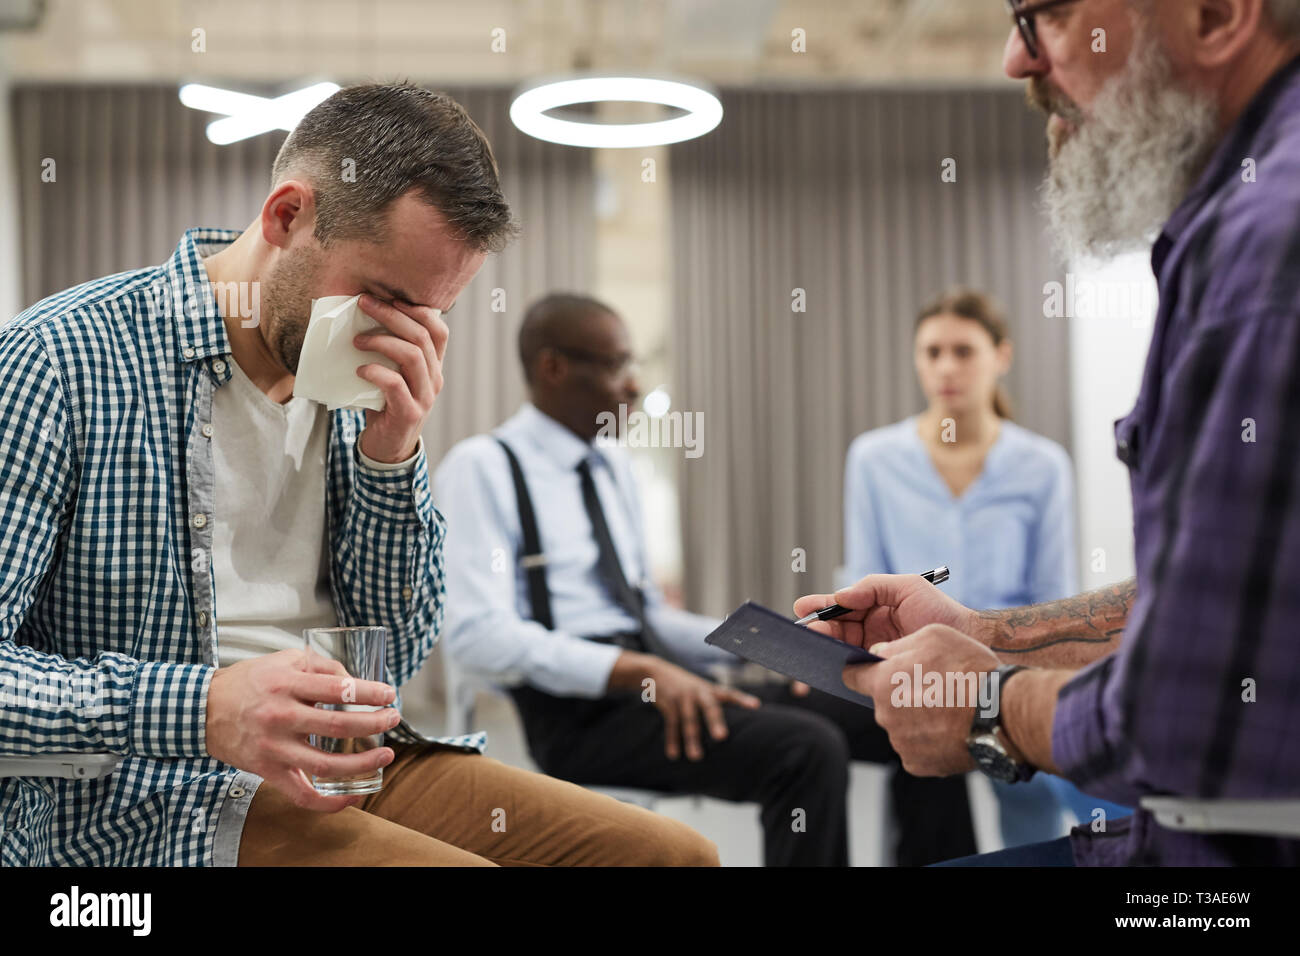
<box><xmin>0</xmin><ymin>228</ymin><xmax>487</xmax><ymax>866</ymax></box>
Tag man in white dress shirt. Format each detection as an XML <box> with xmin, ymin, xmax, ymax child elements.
<box><xmin>434</xmin><ymin>293</ymin><xmax>978</xmax><ymax>866</ymax></box>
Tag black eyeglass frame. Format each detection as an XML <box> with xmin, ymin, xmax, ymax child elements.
<box><xmin>1005</xmin><ymin>0</ymin><xmax>1084</xmax><ymax>60</ymax></box>
<box><xmin>547</xmin><ymin>344</ymin><xmax>640</xmax><ymax>378</ymax></box>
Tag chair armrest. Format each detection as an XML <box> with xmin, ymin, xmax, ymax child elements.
<box><xmin>1141</xmin><ymin>796</ymin><xmax>1300</xmax><ymax>839</ymax></box>
<box><xmin>0</xmin><ymin>754</ymin><xmax>122</xmax><ymax>780</ymax></box>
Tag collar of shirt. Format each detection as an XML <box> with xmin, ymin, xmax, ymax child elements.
<box><xmin>511</xmin><ymin>401</ymin><xmax>611</xmax><ymax>474</ymax></box>
<box><xmin>903</xmin><ymin>413</ymin><xmax>1020</xmax><ymax>478</ymax></box>
<box><xmin>1152</xmin><ymin>52</ymin><xmax>1300</xmax><ymax>276</ymax></box>
<box><xmin>161</xmin><ymin>227</ymin><xmax>242</xmax><ymax>373</ymax></box>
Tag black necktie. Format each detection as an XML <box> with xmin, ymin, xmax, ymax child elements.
<box><xmin>576</xmin><ymin>457</ymin><xmax>669</xmax><ymax>659</ymax></box>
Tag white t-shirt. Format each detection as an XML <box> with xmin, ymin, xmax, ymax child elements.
<box><xmin>212</xmin><ymin>356</ymin><xmax>338</xmax><ymax>667</ymax></box>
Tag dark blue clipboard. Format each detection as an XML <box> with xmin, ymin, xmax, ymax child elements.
<box><xmin>705</xmin><ymin>601</ymin><xmax>881</xmax><ymax>707</ymax></box>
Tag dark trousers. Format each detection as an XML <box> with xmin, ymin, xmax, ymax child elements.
<box><xmin>510</xmin><ymin>680</ymin><xmax>977</xmax><ymax>867</ymax></box>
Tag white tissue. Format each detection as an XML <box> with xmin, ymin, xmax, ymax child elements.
<box><xmin>292</xmin><ymin>294</ymin><xmax>400</xmax><ymax>411</ymax></box>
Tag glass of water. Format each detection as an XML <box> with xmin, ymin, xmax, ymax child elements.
<box><xmin>303</xmin><ymin>625</ymin><xmax>389</xmax><ymax>795</ymax></box>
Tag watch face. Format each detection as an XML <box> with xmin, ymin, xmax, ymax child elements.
<box><xmin>969</xmin><ymin>736</ymin><xmax>1020</xmax><ymax>784</ymax></box>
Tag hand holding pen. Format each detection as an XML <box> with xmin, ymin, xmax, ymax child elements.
<box><xmin>791</xmin><ymin>566</ymin><xmax>981</xmax><ymax>652</ymax></box>
<box><xmin>794</xmin><ymin>566</ymin><xmax>950</xmax><ymax>625</ymax></box>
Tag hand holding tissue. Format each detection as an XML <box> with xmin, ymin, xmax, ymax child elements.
<box><xmin>292</xmin><ymin>294</ymin><xmax>401</xmax><ymax>412</ymax></box>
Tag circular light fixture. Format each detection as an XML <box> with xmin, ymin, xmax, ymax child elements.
<box><xmin>179</xmin><ymin>82</ymin><xmax>339</xmax><ymax>145</ymax></box>
<box><xmin>510</xmin><ymin>75</ymin><xmax>722</xmax><ymax>149</ymax></box>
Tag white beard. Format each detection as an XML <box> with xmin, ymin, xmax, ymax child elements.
<box><xmin>1041</xmin><ymin>34</ymin><xmax>1221</xmax><ymax>264</ymax></box>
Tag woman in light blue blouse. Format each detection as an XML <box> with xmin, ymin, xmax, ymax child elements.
<box><xmin>843</xmin><ymin>289</ymin><xmax>1126</xmax><ymax>849</ymax></box>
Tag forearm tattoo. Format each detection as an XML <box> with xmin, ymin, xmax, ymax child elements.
<box><xmin>978</xmin><ymin>578</ymin><xmax>1136</xmax><ymax>666</ymax></box>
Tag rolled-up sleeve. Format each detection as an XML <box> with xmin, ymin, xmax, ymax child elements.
<box><xmin>332</xmin><ymin>430</ymin><xmax>444</xmax><ymax>690</ymax></box>
<box><xmin>1052</xmin><ymin>309</ymin><xmax>1300</xmax><ymax>805</ymax></box>
<box><xmin>0</xmin><ymin>327</ymin><xmax>215</xmax><ymax>760</ymax></box>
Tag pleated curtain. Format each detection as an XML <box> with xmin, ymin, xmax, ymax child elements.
<box><xmin>669</xmin><ymin>87</ymin><xmax>1070</xmax><ymax>617</ymax></box>
<box><xmin>10</xmin><ymin>83</ymin><xmax>595</xmax><ymax>468</ymax></box>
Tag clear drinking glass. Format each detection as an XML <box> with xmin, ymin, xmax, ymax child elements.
<box><xmin>303</xmin><ymin>625</ymin><xmax>389</xmax><ymax>795</ymax></box>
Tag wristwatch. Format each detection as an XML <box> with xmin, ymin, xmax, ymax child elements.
<box><xmin>966</xmin><ymin>664</ymin><xmax>1036</xmax><ymax>784</ymax></box>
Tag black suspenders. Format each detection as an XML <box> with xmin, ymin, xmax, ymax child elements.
<box><xmin>494</xmin><ymin>438</ymin><xmax>554</xmax><ymax>630</ymax></box>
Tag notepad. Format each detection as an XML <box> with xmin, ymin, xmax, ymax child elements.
<box><xmin>705</xmin><ymin>601</ymin><xmax>881</xmax><ymax>707</ymax></box>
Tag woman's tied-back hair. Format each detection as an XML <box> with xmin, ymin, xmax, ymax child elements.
<box><xmin>915</xmin><ymin>288</ymin><xmax>1015</xmax><ymax>420</ymax></box>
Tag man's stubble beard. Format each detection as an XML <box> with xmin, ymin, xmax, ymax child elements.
<box><xmin>1035</xmin><ymin>32</ymin><xmax>1221</xmax><ymax>264</ymax></box>
<box><xmin>261</xmin><ymin>243</ymin><xmax>324</xmax><ymax>376</ymax></box>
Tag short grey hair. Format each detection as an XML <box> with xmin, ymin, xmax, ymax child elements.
<box><xmin>1132</xmin><ymin>0</ymin><xmax>1300</xmax><ymax>39</ymax></box>
<box><xmin>271</xmin><ymin>83</ymin><xmax>518</xmax><ymax>253</ymax></box>
<box><xmin>1266</xmin><ymin>0</ymin><xmax>1300</xmax><ymax>37</ymax></box>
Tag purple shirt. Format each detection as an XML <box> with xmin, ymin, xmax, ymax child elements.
<box><xmin>1052</xmin><ymin>54</ymin><xmax>1300</xmax><ymax>865</ymax></box>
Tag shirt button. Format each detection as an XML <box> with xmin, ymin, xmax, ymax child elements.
<box><xmin>212</xmin><ymin>359</ymin><xmax>227</xmax><ymax>374</ymax></box>
<box><xmin>228</xmin><ymin>784</ymin><xmax>246</xmax><ymax>799</ymax></box>
<box><xmin>201</xmin><ymin>423</ymin><xmax>214</xmax><ymax>438</ymax></box>
<box><xmin>183</xmin><ymin>346</ymin><xmax>196</xmax><ymax>359</ymax></box>
<box><xmin>197</xmin><ymin>610</ymin><xmax>209</xmax><ymax>627</ymax></box>
<box><xmin>401</xmin><ymin>587</ymin><xmax>413</xmax><ymax>601</ymax></box>
<box><xmin>192</xmin><ymin>513</ymin><xmax>207</xmax><ymax>529</ymax></box>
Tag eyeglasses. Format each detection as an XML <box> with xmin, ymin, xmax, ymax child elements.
<box><xmin>550</xmin><ymin>345</ymin><xmax>640</xmax><ymax>378</ymax></box>
<box><xmin>1005</xmin><ymin>0</ymin><xmax>1082</xmax><ymax>60</ymax></box>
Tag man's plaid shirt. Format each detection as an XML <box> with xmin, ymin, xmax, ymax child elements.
<box><xmin>1052</xmin><ymin>56</ymin><xmax>1300</xmax><ymax>865</ymax></box>
<box><xmin>0</xmin><ymin>228</ymin><xmax>486</xmax><ymax>866</ymax></box>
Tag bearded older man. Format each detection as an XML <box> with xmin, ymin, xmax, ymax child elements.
<box><xmin>797</xmin><ymin>0</ymin><xmax>1300</xmax><ymax>866</ymax></box>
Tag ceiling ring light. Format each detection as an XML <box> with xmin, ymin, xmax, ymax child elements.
<box><xmin>179</xmin><ymin>82</ymin><xmax>340</xmax><ymax>145</ymax></box>
<box><xmin>510</xmin><ymin>75</ymin><xmax>723</xmax><ymax>149</ymax></box>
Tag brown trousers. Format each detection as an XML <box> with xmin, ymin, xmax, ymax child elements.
<box><xmin>237</xmin><ymin>743</ymin><xmax>720</xmax><ymax>866</ymax></box>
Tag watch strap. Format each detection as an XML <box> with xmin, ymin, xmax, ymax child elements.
<box><xmin>969</xmin><ymin>665</ymin><xmax>1035</xmax><ymax>782</ymax></box>
<box><xmin>971</xmin><ymin>664</ymin><xmax>1025</xmax><ymax>732</ymax></box>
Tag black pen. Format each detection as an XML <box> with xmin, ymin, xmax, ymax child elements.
<box><xmin>793</xmin><ymin>566</ymin><xmax>950</xmax><ymax>626</ymax></box>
